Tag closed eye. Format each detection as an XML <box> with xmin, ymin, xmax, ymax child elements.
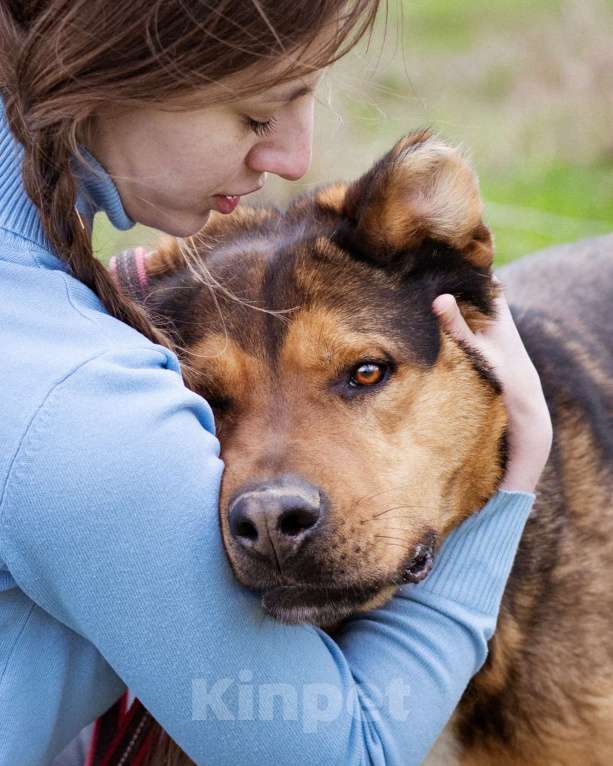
<box><xmin>244</xmin><ymin>115</ymin><xmax>278</xmax><ymax>137</ymax></box>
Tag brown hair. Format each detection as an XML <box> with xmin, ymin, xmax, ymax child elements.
<box><xmin>0</xmin><ymin>0</ymin><xmax>381</xmax><ymax>386</ymax></box>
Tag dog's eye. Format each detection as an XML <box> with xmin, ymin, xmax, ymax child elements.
<box><xmin>349</xmin><ymin>362</ymin><xmax>388</xmax><ymax>388</ymax></box>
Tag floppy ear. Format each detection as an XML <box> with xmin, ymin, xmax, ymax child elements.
<box><xmin>317</xmin><ymin>130</ymin><xmax>493</xmax><ymax>270</ymax></box>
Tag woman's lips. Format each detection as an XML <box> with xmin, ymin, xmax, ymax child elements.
<box><xmin>213</xmin><ymin>183</ymin><xmax>264</xmax><ymax>215</ymax></box>
<box><xmin>213</xmin><ymin>195</ymin><xmax>240</xmax><ymax>214</ymax></box>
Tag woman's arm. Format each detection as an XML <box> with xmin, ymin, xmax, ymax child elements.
<box><xmin>0</xmin><ymin>289</ymin><xmax>548</xmax><ymax>765</ymax></box>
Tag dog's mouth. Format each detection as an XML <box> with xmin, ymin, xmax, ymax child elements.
<box><xmin>260</xmin><ymin>582</ymin><xmax>385</xmax><ymax>625</ymax></box>
<box><xmin>256</xmin><ymin>542</ymin><xmax>436</xmax><ymax>625</ymax></box>
<box><xmin>262</xmin><ymin>585</ymin><xmax>380</xmax><ymax>625</ymax></box>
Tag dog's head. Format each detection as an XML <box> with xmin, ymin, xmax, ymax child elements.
<box><xmin>114</xmin><ymin>131</ymin><xmax>507</xmax><ymax>625</ymax></box>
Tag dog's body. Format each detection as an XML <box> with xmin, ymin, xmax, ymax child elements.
<box><xmin>429</xmin><ymin>237</ymin><xmax>613</xmax><ymax>766</ymax></box>
<box><xmin>118</xmin><ymin>134</ymin><xmax>613</xmax><ymax>766</ymax></box>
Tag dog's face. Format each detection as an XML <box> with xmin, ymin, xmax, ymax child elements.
<box><xmin>129</xmin><ymin>131</ymin><xmax>507</xmax><ymax>625</ymax></box>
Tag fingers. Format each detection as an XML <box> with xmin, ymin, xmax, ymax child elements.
<box><xmin>432</xmin><ymin>293</ymin><xmax>475</xmax><ymax>346</ymax></box>
<box><xmin>490</xmin><ymin>279</ymin><xmax>513</xmax><ymax>321</ymax></box>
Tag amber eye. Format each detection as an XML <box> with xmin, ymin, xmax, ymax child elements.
<box><xmin>349</xmin><ymin>362</ymin><xmax>386</xmax><ymax>387</ymax></box>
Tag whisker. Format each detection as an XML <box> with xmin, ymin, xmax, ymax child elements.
<box><xmin>353</xmin><ymin>486</ymin><xmax>412</xmax><ymax>509</ymax></box>
<box><xmin>368</xmin><ymin>516</ymin><xmax>415</xmax><ymax>530</ymax></box>
<box><xmin>369</xmin><ymin>504</ymin><xmax>435</xmax><ymax>520</ymax></box>
<box><xmin>374</xmin><ymin>527</ymin><xmax>414</xmax><ymax>533</ymax></box>
<box><xmin>373</xmin><ymin>539</ymin><xmax>410</xmax><ymax>550</ymax></box>
<box><xmin>374</xmin><ymin>534</ymin><xmax>409</xmax><ymax>543</ymax></box>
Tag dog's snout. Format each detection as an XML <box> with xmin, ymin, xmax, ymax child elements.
<box><xmin>228</xmin><ymin>475</ymin><xmax>324</xmax><ymax>564</ymax></box>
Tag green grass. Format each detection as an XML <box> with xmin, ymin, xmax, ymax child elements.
<box><xmin>93</xmin><ymin>221</ymin><xmax>158</xmax><ymax>267</ymax></box>
<box><xmin>484</xmin><ymin>163</ymin><xmax>613</xmax><ymax>264</ymax></box>
<box><xmin>398</xmin><ymin>0</ymin><xmax>562</xmax><ymax>52</ymax></box>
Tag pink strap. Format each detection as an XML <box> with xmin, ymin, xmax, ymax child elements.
<box><xmin>108</xmin><ymin>247</ymin><xmax>151</xmax><ymax>301</ymax></box>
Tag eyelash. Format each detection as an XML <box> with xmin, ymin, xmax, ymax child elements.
<box><xmin>244</xmin><ymin>115</ymin><xmax>278</xmax><ymax>137</ymax></box>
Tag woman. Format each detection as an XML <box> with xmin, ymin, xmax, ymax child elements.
<box><xmin>0</xmin><ymin>1</ymin><xmax>551</xmax><ymax>764</ymax></box>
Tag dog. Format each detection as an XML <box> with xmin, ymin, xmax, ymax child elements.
<box><xmin>111</xmin><ymin>131</ymin><xmax>613</xmax><ymax>765</ymax></box>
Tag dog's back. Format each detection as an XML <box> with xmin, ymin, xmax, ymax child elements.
<box><xmin>439</xmin><ymin>235</ymin><xmax>613</xmax><ymax>765</ymax></box>
<box><xmin>504</xmin><ymin>233</ymin><xmax>613</xmax><ymax>357</ymax></box>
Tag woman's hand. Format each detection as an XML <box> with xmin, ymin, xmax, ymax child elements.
<box><xmin>432</xmin><ymin>280</ymin><xmax>553</xmax><ymax>494</ymax></box>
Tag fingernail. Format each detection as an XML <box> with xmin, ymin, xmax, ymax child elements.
<box><xmin>433</xmin><ymin>294</ymin><xmax>455</xmax><ymax>314</ymax></box>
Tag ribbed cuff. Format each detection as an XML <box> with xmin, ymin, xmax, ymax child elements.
<box><xmin>415</xmin><ymin>490</ymin><xmax>534</xmax><ymax>616</ymax></box>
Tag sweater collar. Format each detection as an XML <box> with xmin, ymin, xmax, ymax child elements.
<box><xmin>0</xmin><ymin>99</ymin><xmax>134</xmax><ymax>270</ymax></box>
<box><xmin>73</xmin><ymin>147</ymin><xmax>135</xmax><ymax>233</ymax></box>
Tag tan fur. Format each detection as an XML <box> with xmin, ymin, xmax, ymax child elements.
<box><xmin>340</xmin><ymin>131</ymin><xmax>492</xmax><ymax>267</ymax></box>
<box><xmin>193</xmin><ymin>310</ymin><xmax>507</xmax><ymax>603</ymax></box>
<box><xmin>313</xmin><ymin>182</ymin><xmax>348</xmax><ymax>215</ymax></box>
<box><xmin>373</xmin><ymin>135</ymin><xmax>484</xmax><ymax>252</ymax></box>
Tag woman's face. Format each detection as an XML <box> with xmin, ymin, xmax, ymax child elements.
<box><xmin>88</xmin><ymin>68</ymin><xmax>323</xmax><ymax>237</ymax></box>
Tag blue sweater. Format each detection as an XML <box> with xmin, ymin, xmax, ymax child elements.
<box><xmin>0</xmin><ymin>103</ymin><xmax>534</xmax><ymax>766</ymax></box>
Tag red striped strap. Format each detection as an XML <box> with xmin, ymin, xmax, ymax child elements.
<box><xmin>86</xmin><ymin>693</ymin><xmax>126</xmax><ymax>766</ymax></box>
<box><xmin>87</xmin><ymin>695</ymin><xmax>155</xmax><ymax>766</ymax></box>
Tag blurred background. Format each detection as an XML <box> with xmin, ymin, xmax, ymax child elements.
<box><xmin>93</xmin><ymin>0</ymin><xmax>613</xmax><ymax>267</ymax></box>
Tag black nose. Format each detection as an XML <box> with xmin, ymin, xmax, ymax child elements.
<box><xmin>228</xmin><ymin>475</ymin><xmax>325</xmax><ymax>566</ymax></box>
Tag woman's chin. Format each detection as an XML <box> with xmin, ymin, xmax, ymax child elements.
<box><xmin>140</xmin><ymin>209</ymin><xmax>212</xmax><ymax>238</ymax></box>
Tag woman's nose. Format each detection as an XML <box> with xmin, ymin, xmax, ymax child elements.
<box><xmin>262</xmin><ymin>142</ymin><xmax>312</xmax><ymax>181</ymax></box>
<box><xmin>247</xmin><ymin>104</ymin><xmax>314</xmax><ymax>182</ymax></box>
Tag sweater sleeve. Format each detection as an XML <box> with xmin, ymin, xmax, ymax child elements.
<box><xmin>0</xmin><ymin>344</ymin><xmax>534</xmax><ymax>766</ymax></box>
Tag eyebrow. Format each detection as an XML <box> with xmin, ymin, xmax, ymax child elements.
<box><xmin>267</xmin><ymin>84</ymin><xmax>314</xmax><ymax>105</ymax></box>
